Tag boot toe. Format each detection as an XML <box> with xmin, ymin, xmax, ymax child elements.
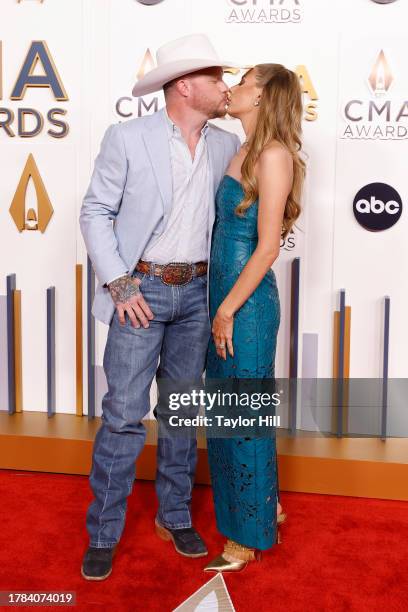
<box><xmin>81</xmin><ymin>547</ymin><xmax>115</xmax><ymax>581</ymax></box>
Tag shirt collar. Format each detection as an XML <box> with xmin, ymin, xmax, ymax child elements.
<box><xmin>164</xmin><ymin>107</ymin><xmax>209</xmax><ymax>139</ymax></box>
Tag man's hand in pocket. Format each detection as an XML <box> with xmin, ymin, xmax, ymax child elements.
<box><xmin>108</xmin><ymin>275</ymin><xmax>154</xmax><ymax>328</ymax></box>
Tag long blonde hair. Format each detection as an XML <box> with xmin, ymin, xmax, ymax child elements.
<box><xmin>236</xmin><ymin>64</ymin><xmax>305</xmax><ymax>239</ymax></box>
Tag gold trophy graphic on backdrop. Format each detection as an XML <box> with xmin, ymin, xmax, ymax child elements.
<box><xmin>9</xmin><ymin>153</ymin><xmax>53</xmax><ymax>232</ymax></box>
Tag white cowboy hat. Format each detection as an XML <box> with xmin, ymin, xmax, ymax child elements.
<box><xmin>132</xmin><ymin>33</ymin><xmax>240</xmax><ymax>97</ymax></box>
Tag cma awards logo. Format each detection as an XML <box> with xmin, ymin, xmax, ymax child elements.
<box><xmin>1</xmin><ymin>40</ymin><xmax>62</xmax><ymax>232</ymax></box>
<box><xmin>116</xmin><ymin>49</ymin><xmax>161</xmax><ymax>118</ymax></box>
<box><xmin>342</xmin><ymin>49</ymin><xmax>408</xmax><ymax>140</ymax></box>
<box><xmin>295</xmin><ymin>65</ymin><xmax>318</xmax><ymax>122</ymax></box>
<box><xmin>225</xmin><ymin>0</ymin><xmax>303</xmax><ymax>24</ymax></box>
<box><xmin>9</xmin><ymin>154</ymin><xmax>54</xmax><ymax>233</ymax></box>
<box><xmin>0</xmin><ymin>40</ymin><xmax>69</xmax><ymax>138</ymax></box>
<box><xmin>353</xmin><ymin>183</ymin><xmax>402</xmax><ymax>231</ymax></box>
<box><xmin>280</xmin><ymin>230</ymin><xmax>296</xmax><ymax>251</ymax></box>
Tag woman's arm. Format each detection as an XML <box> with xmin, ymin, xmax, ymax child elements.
<box><xmin>212</xmin><ymin>143</ymin><xmax>293</xmax><ymax>359</ymax></box>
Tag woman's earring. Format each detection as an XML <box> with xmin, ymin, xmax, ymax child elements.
<box><xmin>254</xmin><ymin>99</ymin><xmax>260</xmax><ymax>107</ymax></box>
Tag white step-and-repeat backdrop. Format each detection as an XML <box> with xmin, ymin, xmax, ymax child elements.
<box><xmin>1</xmin><ymin>0</ymin><xmax>407</xmax><ymax>418</ymax></box>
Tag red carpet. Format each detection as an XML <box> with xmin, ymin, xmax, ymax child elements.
<box><xmin>0</xmin><ymin>469</ymin><xmax>407</xmax><ymax>612</ymax></box>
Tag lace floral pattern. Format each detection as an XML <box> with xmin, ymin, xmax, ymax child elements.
<box><xmin>206</xmin><ymin>175</ymin><xmax>280</xmax><ymax>550</ymax></box>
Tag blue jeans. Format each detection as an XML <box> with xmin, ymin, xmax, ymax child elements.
<box><xmin>86</xmin><ymin>269</ymin><xmax>211</xmax><ymax>548</ymax></box>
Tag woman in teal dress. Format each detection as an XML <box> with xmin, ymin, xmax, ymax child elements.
<box><xmin>204</xmin><ymin>64</ymin><xmax>305</xmax><ymax>572</ymax></box>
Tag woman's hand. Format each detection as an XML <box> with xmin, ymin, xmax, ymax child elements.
<box><xmin>212</xmin><ymin>307</ymin><xmax>234</xmax><ymax>360</ymax></box>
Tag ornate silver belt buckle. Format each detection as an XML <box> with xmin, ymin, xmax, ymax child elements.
<box><xmin>160</xmin><ymin>262</ymin><xmax>193</xmax><ymax>286</ymax></box>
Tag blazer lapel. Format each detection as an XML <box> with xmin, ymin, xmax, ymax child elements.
<box><xmin>142</xmin><ymin>109</ymin><xmax>173</xmax><ymax>220</ymax></box>
<box><xmin>207</xmin><ymin>126</ymin><xmax>225</xmax><ymax>235</ymax></box>
<box><xmin>207</xmin><ymin>127</ymin><xmax>224</xmax><ymax>197</ymax></box>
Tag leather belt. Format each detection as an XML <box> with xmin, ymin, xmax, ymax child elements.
<box><xmin>135</xmin><ymin>260</ymin><xmax>208</xmax><ymax>286</ymax></box>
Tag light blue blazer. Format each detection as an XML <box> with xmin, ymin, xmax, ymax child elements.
<box><xmin>79</xmin><ymin>108</ymin><xmax>241</xmax><ymax>325</ymax></box>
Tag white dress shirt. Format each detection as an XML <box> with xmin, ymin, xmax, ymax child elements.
<box><xmin>141</xmin><ymin>108</ymin><xmax>211</xmax><ymax>264</ymax></box>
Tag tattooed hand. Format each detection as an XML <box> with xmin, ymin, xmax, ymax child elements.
<box><xmin>108</xmin><ymin>275</ymin><xmax>154</xmax><ymax>328</ymax></box>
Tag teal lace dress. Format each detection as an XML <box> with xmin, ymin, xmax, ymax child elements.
<box><xmin>206</xmin><ymin>174</ymin><xmax>281</xmax><ymax>550</ymax></box>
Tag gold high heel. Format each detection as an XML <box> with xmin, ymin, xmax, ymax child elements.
<box><xmin>276</xmin><ymin>510</ymin><xmax>286</xmax><ymax>543</ymax></box>
<box><xmin>204</xmin><ymin>539</ymin><xmax>261</xmax><ymax>573</ymax></box>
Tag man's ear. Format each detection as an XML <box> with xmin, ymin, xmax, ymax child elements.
<box><xmin>175</xmin><ymin>78</ymin><xmax>190</xmax><ymax>98</ymax></box>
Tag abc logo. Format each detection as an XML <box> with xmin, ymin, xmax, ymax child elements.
<box><xmin>370</xmin><ymin>1</ymin><xmax>398</xmax><ymax>4</ymax></box>
<box><xmin>353</xmin><ymin>183</ymin><xmax>402</xmax><ymax>231</ymax></box>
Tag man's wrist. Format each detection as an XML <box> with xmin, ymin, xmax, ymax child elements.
<box><xmin>107</xmin><ymin>273</ymin><xmax>129</xmax><ymax>288</ymax></box>
<box><xmin>109</xmin><ymin>275</ymin><xmax>140</xmax><ymax>305</ymax></box>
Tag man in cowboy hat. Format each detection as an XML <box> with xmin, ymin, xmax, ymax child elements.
<box><xmin>79</xmin><ymin>33</ymin><xmax>241</xmax><ymax>580</ymax></box>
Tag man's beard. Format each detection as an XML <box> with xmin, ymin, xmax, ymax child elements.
<box><xmin>192</xmin><ymin>92</ymin><xmax>228</xmax><ymax>119</ymax></box>
<box><xmin>208</xmin><ymin>105</ymin><xmax>228</xmax><ymax>119</ymax></box>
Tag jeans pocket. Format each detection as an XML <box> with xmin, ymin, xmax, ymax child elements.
<box><xmin>195</xmin><ymin>273</ymin><xmax>208</xmax><ymax>286</ymax></box>
<box><xmin>132</xmin><ymin>270</ymin><xmax>147</xmax><ymax>288</ymax></box>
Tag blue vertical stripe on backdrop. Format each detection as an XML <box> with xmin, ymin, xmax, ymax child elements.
<box><xmin>6</xmin><ymin>274</ymin><xmax>16</xmax><ymax>415</ymax></box>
